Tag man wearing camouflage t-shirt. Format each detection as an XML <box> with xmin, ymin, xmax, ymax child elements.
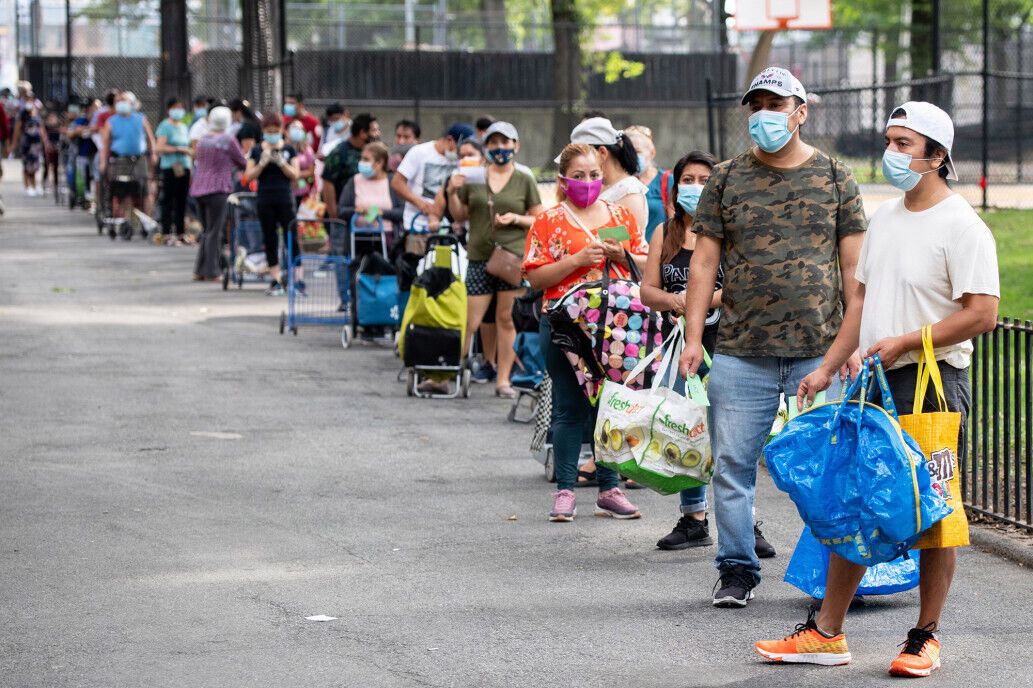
<box><xmin>679</xmin><ymin>67</ymin><xmax>867</xmax><ymax>608</ymax></box>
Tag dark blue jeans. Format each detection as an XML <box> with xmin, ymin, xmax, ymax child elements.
<box><xmin>540</xmin><ymin>317</ymin><xmax>620</xmax><ymax>492</ymax></box>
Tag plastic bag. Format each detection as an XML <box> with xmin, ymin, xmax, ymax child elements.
<box><xmin>784</xmin><ymin>526</ymin><xmax>920</xmax><ymax>599</ymax></box>
<box><xmin>763</xmin><ymin>357</ymin><xmax>951</xmax><ymax>566</ymax></box>
<box><xmin>594</xmin><ymin>321</ymin><xmax>713</xmax><ymax>495</ymax></box>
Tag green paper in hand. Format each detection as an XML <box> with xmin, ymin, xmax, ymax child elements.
<box><xmin>597</xmin><ymin>225</ymin><xmax>630</xmax><ymax>242</ymax></box>
<box><xmin>365</xmin><ymin>206</ymin><xmax>380</xmax><ymax>224</ymax></box>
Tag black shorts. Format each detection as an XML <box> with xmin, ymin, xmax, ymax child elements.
<box><xmin>873</xmin><ymin>363</ymin><xmax>971</xmax><ymax>463</ymax></box>
<box><xmin>465</xmin><ymin>260</ymin><xmax>523</xmax><ymax>297</ymax></box>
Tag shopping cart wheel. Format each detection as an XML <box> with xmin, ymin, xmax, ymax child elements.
<box><xmin>222</xmin><ymin>269</ymin><xmax>229</xmax><ymax>291</ymax></box>
<box><xmin>279</xmin><ymin>312</ymin><xmax>286</xmax><ymax>335</ymax></box>
<box><xmin>544</xmin><ymin>447</ymin><xmax>557</xmax><ymax>483</ymax></box>
<box><xmin>460</xmin><ymin>368</ymin><xmax>472</xmax><ymax>399</ymax></box>
<box><xmin>406</xmin><ymin>370</ymin><xmax>415</xmax><ymax>397</ymax></box>
<box><xmin>340</xmin><ymin>327</ymin><xmax>351</xmax><ymax>349</ymax></box>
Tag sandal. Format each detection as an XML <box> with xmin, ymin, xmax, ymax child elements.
<box><xmin>576</xmin><ymin>469</ymin><xmax>598</xmax><ymax>487</ymax></box>
<box><xmin>495</xmin><ymin>384</ymin><xmax>518</xmax><ymax>399</ymax></box>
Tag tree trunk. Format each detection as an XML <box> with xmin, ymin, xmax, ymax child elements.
<box><xmin>909</xmin><ymin>0</ymin><xmax>933</xmax><ymax>79</ymax></box>
<box><xmin>481</xmin><ymin>0</ymin><xmax>512</xmax><ymax>50</ymax></box>
<box><xmin>883</xmin><ymin>24</ymin><xmax>902</xmax><ymax>113</ymax></box>
<box><xmin>160</xmin><ymin>0</ymin><xmax>191</xmax><ymax>106</ymax></box>
<box><xmin>549</xmin><ymin>0</ymin><xmax>584</xmax><ymax>169</ymax></box>
<box><xmin>745</xmin><ymin>31</ymin><xmax>779</xmax><ymax>89</ymax></box>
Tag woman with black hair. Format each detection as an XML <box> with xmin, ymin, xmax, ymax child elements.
<box><xmin>640</xmin><ymin>150</ymin><xmax>725</xmax><ymax>550</ymax></box>
<box><xmin>566</xmin><ymin>117</ymin><xmax>648</xmax><ymax>247</ymax></box>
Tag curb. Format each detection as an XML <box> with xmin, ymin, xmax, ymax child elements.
<box><xmin>969</xmin><ymin>524</ymin><xmax>1033</xmax><ymax>568</ymax></box>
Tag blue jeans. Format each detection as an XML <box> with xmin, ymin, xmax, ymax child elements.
<box><xmin>708</xmin><ymin>354</ymin><xmax>842</xmax><ymax>581</ymax></box>
<box><xmin>666</xmin><ymin>374</ymin><xmax>707</xmax><ymax>515</ymax></box>
<box><xmin>540</xmin><ymin>317</ymin><xmax>620</xmax><ymax>493</ymax></box>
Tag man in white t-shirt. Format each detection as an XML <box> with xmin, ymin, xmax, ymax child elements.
<box><xmin>391</xmin><ymin>122</ymin><xmax>474</xmax><ymax>230</ymax></box>
<box><xmin>758</xmin><ymin>102</ymin><xmax>999</xmax><ymax>678</ymax></box>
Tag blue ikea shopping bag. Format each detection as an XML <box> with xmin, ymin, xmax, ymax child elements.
<box><xmin>785</xmin><ymin>526</ymin><xmax>920</xmax><ymax>599</ymax></box>
<box><xmin>764</xmin><ymin>357</ymin><xmax>951</xmax><ymax>566</ymax></box>
<box><xmin>356</xmin><ymin>253</ymin><xmax>400</xmax><ymax>326</ymax></box>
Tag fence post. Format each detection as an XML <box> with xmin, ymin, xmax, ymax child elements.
<box><xmin>870</xmin><ymin>30</ymin><xmax>879</xmax><ymax>183</ymax></box>
<box><xmin>64</xmin><ymin>0</ymin><xmax>72</xmax><ymax>103</ymax></box>
<box><xmin>705</xmin><ymin>77</ymin><xmax>716</xmax><ymax>156</ymax></box>
<box><xmin>413</xmin><ymin>24</ymin><xmax>421</xmax><ymax>127</ymax></box>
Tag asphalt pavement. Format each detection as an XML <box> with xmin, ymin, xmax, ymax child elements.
<box><xmin>2</xmin><ymin>170</ymin><xmax>1032</xmax><ymax>688</ymax></box>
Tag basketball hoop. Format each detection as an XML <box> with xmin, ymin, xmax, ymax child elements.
<box><xmin>734</xmin><ymin>0</ymin><xmax>832</xmax><ymax>31</ymax></box>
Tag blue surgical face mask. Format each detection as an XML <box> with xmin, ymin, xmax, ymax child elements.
<box><xmin>264</xmin><ymin>133</ymin><xmax>282</xmax><ymax>146</ymax></box>
<box><xmin>289</xmin><ymin>127</ymin><xmax>305</xmax><ymax>143</ymax></box>
<box><xmin>169</xmin><ymin>107</ymin><xmax>185</xmax><ymax>121</ymax></box>
<box><xmin>637</xmin><ymin>153</ymin><xmax>648</xmax><ymax>174</ymax></box>
<box><xmin>676</xmin><ymin>183</ymin><xmax>705</xmax><ymax>216</ymax></box>
<box><xmin>68</xmin><ymin>105</ymin><xmax>80</xmax><ymax>114</ymax></box>
<box><xmin>487</xmin><ymin>147</ymin><xmax>514</xmax><ymax>166</ymax></box>
<box><xmin>332</xmin><ymin>119</ymin><xmax>346</xmax><ymax>132</ymax></box>
<box><xmin>748</xmin><ymin>105</ymin><xmax>802</xmax><ymax>153</ymax></box>
<box><xmin>115</xmin><ymin>101</ymin><xmax>132</xmax><ymax>115</ymax></box>
<box><xmin>882</xmin><ymin>149</ymin><xmax>939</xmax><ymax>191</ymax></box>
<box><xmin>194</xmin><ymin>107</ymin><xmax>208</xmax><ymax>119</ymax></box>
<box><xmin>358</xmin><ymin>161</ymin><xmax>375</xmax><ymax>178</ymax></box>
<box><xmin>283</xmin><ymin>103</ymin><xmax>297</xmax><ymax>117</ymax></box>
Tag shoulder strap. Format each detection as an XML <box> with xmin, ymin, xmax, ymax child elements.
<box><xmin>660</xmin><ymin>169</ymin><xmax>672</xmax><ymax>208</ymax></box>
<box><xmin>830</xmin><ymin>154</ymin><xmax>841</xmax><ymax>232</ymax></box>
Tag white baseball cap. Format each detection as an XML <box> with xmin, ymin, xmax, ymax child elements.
<box><xmin>886</xmin><ymin>101</ymin><xmax>958</xmax><ymax>181</ymax></box>
<box><xmin>741</xmin><ymin>67</ymin><xmax>807</xmax><ymax>105</ymax></box>
<box><xmin>554</xmin><ymin>116</ymin><xmax>621</xmax><ymax>163</ymax></box>
<box><xmin>484</xmin><ymin>121</ymin><xmax>519</xmax><ymax>142</ymax></box>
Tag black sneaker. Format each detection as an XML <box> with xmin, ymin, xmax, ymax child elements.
<box><xmin>471</xmin><ymin>362</ymin><xmax>496</xmax><ymax>384</ymax></box>
<box><xmin>754</xmin><ymin>521</ymin><xmax>776</xmax><ymax>559</ymax></box>
<box><xmin>657</xmin><ymin>514</ymin><xmax>713</xmax><ymax>550</ymax></box>
<box><xmin>713</xmin><ymin>564</ymin><xmax>757</xmax><ymax>608</ymax></box>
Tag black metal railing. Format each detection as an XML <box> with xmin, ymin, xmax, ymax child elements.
<box><xmin>967</xmin><ymin>318</ymin><xmax>1033</xmax><ymax>530</ymax></box>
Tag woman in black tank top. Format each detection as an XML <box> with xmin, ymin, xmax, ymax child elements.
<box><xmin>640</xmin><ymin>151</ymin><xmax>723</xmax><ymax>551</ymax></box>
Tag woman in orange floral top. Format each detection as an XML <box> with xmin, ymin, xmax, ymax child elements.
<box><xmin>523</xmin><ymin>142</ymin><xmax>649</xmax><ymax>523</ymax></box>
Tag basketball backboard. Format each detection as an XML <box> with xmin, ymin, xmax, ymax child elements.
<box><xmin>734</xmin><ymin>0</ymin><xmax>833</xmax><ymax>31</ymax></box>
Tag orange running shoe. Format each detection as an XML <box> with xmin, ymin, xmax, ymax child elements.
<box><xmin>889</xmin><ymin>625</ymin><xmax>941</xmax><ymax>677</ymax></box>
<box><xmin>755</xmin><ymin>609</ymin><xmax>851</xmax><ymax>666</ymax></box>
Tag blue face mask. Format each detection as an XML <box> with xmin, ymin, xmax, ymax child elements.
<box><xmin>194</xmin><ymin>107</ymin><xmax>208</xmax><ymax>119</ymax></box>
<box><xmin>289</xmin><ymin>128</ymin><xmax>305</xmax><ymax>143</ymax></box>
<box><xmin>264</xmin><ymin>133</ymin><xmax>282</xmax><ymax>146</ymax></box>
<box><xmin>882</xmin><ymin>149</ymin><xmax>940</xmax><ymax>191</ymax></box>
<box><xmin>676</xmin><ymin>183</ymin><xmax>705</xmax><ymax>216</ymax></box>
<box><xmin>169</xmin><ymin>108</ymin><xmax>185</xmax><ymax>121</ymax></box>
<box><xmin>283</xmin><ymin>103</ymin><xmax>297</xmax><ymax>117</ymax></box>
<box><xmin>358</xmin><ymin>161</ymin><xmax>375</xmax><ymax>178</ymax></box>
<box><xmin>487</xmin><ymin>148</ymin><xmax>514</xmax><ymax>166</ymax></box>
<box><xmin>332</xmin><ymin>119</ymin><xmax>346</xmax><ymax>132</ymax></box>
<box><xmin>115</xmin><ymin>101</ymin><xmax>132</xmax><ymax>115</ymax></box>
<box><xmin>748</xmin><ymin>105</ymin><xmax>802</xmax><ymax>153</ymax></box>
<box><xmin>637</xmin><ymin>154</ymin><xmax>648</xmax><ymax>174</ymax></box>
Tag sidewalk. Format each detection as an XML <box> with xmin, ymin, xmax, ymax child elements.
<box><xmin>1</xmin><ymin>172</ymin><xmax>1032</xmax><ymax>687</ymax></box>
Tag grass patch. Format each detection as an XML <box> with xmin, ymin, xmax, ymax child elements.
<box><xmin>981</xmin><ymin>209</ymin><xmax>1033</xmax><ymax>321</ymax></box>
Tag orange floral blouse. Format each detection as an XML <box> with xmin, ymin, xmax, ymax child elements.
<box><xmin>522</xmin><ymin>202</ymin><xmax>648</xmax><ymax>301</ymax></box>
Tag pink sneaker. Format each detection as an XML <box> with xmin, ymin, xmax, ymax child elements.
<box><xmin>549</xmin><ymin>489</ymin><xmax>576</xmax><ymax>522</ymax></box>
<box><xmin>595</xmin><ymin>488</ymin><xmax>641</xmax><ymax>519</ymax></box>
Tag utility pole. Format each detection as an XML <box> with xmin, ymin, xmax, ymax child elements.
<box><xmin>65</xmin><ymin>0</ymin><xmax>72</xmax><ymax>103</ymax></box>
<box><xmin>981</xmin><ymin>0</ymin><xmax>989</xmax><ymax>210</ymax></box>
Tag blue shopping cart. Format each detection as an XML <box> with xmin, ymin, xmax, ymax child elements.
<box><xmin>223</xmin><ymin>192</ymin><xmax>268</xmax><ymax>290</ymax></box>
<box><xmin>346</xmin><ymin>214</ymin><xmax>399</xmax><ymax>345</ymax></box>
<box><xmin>280</xmin><ymin>219</ymin><xmax>353</xmax><ymax>346</ymax></box>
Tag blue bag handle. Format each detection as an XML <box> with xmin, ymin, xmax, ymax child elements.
<box><xmin>866</xmin><ymin>355</ymin><xmax>899</xmax><ymax>421</ymax></box>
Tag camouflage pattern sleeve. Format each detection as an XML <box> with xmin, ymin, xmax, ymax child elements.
<box><xmin>691</xmin><ymin>162</ymin><xmax>729</xmax><ymax>240</ymax></box>
<box><xmin>835</xmin><ymin>159</ymin><xmax>867</xmax><ymax>237</ymax></box>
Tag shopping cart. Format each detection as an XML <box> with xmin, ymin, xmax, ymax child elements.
<box><xmin>279</xmin><ymin>219</ymin><xmax>353</xmax><ymax>346</ymax></box>
<box><xmin>345</xmin><ymin>214</ymin><xmax>399</xmax><ymax>345</ymax></box>
<box><xmin>223</xmin><ymin>192</ymin><xmax>266</xmax><ymax>290</ymax></box>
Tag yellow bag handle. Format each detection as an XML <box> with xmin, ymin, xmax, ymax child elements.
<box><xmin>914</xmin><ymin>325</ymin><xmax>948</xmax><ymax>414</ymax></box>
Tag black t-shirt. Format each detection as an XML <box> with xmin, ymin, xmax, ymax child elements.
<box><xmin>248</xmin><ymin>144</ymin><xmax>297</xmax><ymax>200</ymax></box>
<box><xmin>660</xmin><ymin>234</ymin><xmax>724</xmax><ymax>349</ymax></box>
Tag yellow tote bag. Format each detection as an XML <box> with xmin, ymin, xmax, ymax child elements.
<box><xmin>899</xmin><ymin>325</ymin><xmax>969</xmax><ymax>549</ymax></box>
